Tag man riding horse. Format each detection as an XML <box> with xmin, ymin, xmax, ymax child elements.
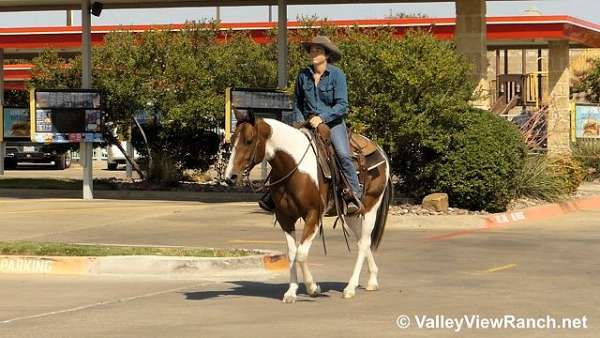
<box><xmin>260</xmin><ymin>35</ymin><xmax>364</xmax><ymax>215</ymax></box>
<box><xmin>224</xmin><ymin>36</ymin><xmax>392</xmax><ymax>301</ymax></box>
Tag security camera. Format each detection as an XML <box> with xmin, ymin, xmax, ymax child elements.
<box><xmin>91</xmin><ymin>2</ymin><xmax>103</xmax><ymax>17</ymax></box>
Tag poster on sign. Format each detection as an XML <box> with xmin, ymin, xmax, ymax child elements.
<box><xmin>2</xmin><ymin>107</ymin><xmax>30</xmax><ymax>139</ymax></box>
<box><xmin>31</xmin><ymin>89</ymin><xmax>105</xmax><ymax>144</ymax></box>
<box><xmin>575</xmin><ymin>104</ymin><xmax>600</xmax><ymax>139</ymax></box>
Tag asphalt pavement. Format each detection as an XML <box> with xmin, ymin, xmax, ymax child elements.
<box><xmin>0</xmin><ymin>196</ymin><xmax>598</xmax><ymax>338</ymax></box>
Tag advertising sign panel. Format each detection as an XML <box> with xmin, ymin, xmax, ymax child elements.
<box><xmin>31</xmin><ymin>89</ymin><xmax>105</xmax><ymax>144</ymax></box>
<box><xmin>224</xmin><ymin>88</ymin><xmax>294</xmax><ymax>143</ymax></box>
<box><xmin>2</xmin><ymin>107</ymin><xmax>30</xmax><ymax>139</ymax></box>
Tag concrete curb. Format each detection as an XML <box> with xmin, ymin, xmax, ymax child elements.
<box><xmin>427</xmin><ymin>195</ymin><xmax>600</xmax><ymax>240</ymax></box>
<box><xmin>484</xmin><ymin>195</ymin><xmax>600</xmax><ymax>228</ymax></box>
<box><xmin>0</xmin><ymin>252</ymin><xmax>288</xmax><ymax>277</ymax></box>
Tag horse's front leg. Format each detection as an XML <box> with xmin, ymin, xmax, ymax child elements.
<box><xmin>282</xmin><ymin>230</ymin><xmax>299</xmax><ymax>303</ymax></box>
<box><xmin>297</xmin><ymin>211</ymin><xmax>321</xmax><ymax>297</ymax></box>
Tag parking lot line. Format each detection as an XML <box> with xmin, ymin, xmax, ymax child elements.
<box><xmin>0</xmin><ymin>282</ymin><xmax>204</xmax><ymax>325</ymax></box>
<box><xmin>485</xmin><ymin>263</ymin><xmax>517</xmax><ymax>273</ymax></box>
<box><xmin>229</xmin><ymin>240</ymin><xmax>285</xmax><ymax>244</ymax></box>
<box><xmin>465</xmin><ymin>263</ymin><xmax>518</xmax><ymax>276</ymax></box>
<box><xmin>1</xmin><ymin>204</ymin><xmax>207</xmax><ymax>215</ymax></box>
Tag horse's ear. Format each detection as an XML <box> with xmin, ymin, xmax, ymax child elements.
<box><xmin>256</xmin><ymin>119</ymin><xmax>272</xmax><ymax>140</ymax></box>
<box><xmin>234</xmin><ymin>108</ymin><xmax>255</xmax><ymax>125</ymax></box>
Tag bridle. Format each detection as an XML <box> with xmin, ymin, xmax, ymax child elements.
<box><xmin>236</xmin><ymin>121</ymin><xmax>312</xmax><ymax>191</ymax></box>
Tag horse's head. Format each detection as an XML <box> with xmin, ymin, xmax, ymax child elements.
<box><xmin>224</xmin><ymin>116</ymin><xmax>271</xmax><ymax>186</ymax></box>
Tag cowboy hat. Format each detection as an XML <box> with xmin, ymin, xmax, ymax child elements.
<box><xmin>301</xmin><ymin>35</ymin><xmax>342</xmax><ymax>63</ymax></box>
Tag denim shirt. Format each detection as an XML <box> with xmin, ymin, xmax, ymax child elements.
<box><xmin>292</xmin><ymin>64</ymin><xmax>349</xmax><ymax>125</ymax></box>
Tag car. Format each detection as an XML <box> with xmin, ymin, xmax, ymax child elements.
<box><xmin>4</xmin><ymin>141</ymin><xmax>72</xmax><ymax>170</ymax></box>
<box><xmin>106</xmin><ymin>141</ymin><xmax>141</xmax><ymax>170</ymax></box>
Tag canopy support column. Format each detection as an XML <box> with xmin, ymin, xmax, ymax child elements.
<box><xmin>277</xmin><ymin>0</ymin><xmax>288</xmax><ymax>89</ymax></box>
<box><xmin>81</xmin><ymin>0</ymin><xmax>94</xmax><ymax>200</ymax></box>
<box><xmin>548</xmin><ymin>40</ymin><xmax>571</xmax><ymax>154</ymax></box>
<box><xmin>455</xmin><ymin>0</ymin><xmax>489</xmax><ymax>109</ymax></box>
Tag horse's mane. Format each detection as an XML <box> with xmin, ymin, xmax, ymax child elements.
<box><xmin>262</xmin><ymin>118</ymin><xmax>307</xmax><ymax>138</ymax></box>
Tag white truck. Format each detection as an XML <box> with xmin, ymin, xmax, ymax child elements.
<box><xmin>106</xmin><ymin>141</ymin><xmax>141</xmax><ymax>170</ymax></box>
<box><xmin>3</xmin><ymin>107</ymin><xmax>72</xmax><ymax>170</ymax></box>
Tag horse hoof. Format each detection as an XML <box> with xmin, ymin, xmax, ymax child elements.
<box><xmin>282</xmin><ymin>294</ymin><xmax>297</xmax><ymax>303</ymax></box>
<box><xmin>308</xmin><ymin>284</ymin><xmax>321</xmax><ymax>297</ymax></box>
<box><xmin>342</xmin><ymin>289</ymin><xmax>355</xmax><ymax>299</ymax></box>
<box><xmin>366</xmin><ymin>284</ymin><xmax>379</xmax><ymax>291</ymax></box>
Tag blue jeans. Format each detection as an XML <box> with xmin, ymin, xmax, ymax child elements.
<box><xmin>328</xmin><ymin>120</ymin><xmax>362</xmax><ymax>199</ymax></box>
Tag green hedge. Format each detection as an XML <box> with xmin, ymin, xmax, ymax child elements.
<box><xmin>431</xmin><ymin>109</ymin><xmax>527</xmax><ymax>212</ymax></box>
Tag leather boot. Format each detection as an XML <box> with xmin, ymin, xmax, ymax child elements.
<box><xmin>258</xmin><ymin>192</ymin><xmax>275</xmax><ymax>212</ymax></box>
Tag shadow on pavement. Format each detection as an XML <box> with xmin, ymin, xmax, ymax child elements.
<box><xmin>183</xmin><ymin>281</ymin><xmax>346</xmax><ymax>301</ymax></box>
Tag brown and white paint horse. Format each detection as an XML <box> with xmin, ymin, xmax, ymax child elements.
<box><xmin>225</xmin><ymin>118</ymin><xmax>391</xmax><ymax>303</ymax></box>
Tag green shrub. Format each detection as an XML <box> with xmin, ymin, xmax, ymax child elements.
<box><xmin>431</xmin><ymin>109</ymin><xmax>527</xmax><ymax>212</ymax></box>
<box><xmin>337</xmin><ymin>30</ymin><xmax>475</xmax><ymax>171</ymax></box>
<box><xmin>515</xmin><ymin>155</ymin><xmax>584</xmax><ymax>201</ymax></box>
<box><xmin>554</xmin><ymin>156</ymin><xmax>585</xmax><ymax>193</ymax></box>
<box><xmin>573</xmin><ymin>140</ymin><xmax>600</xmax><ymax>181</ymax></box>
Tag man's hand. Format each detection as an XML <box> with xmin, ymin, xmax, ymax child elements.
<box><xmin>309</xmin><ymin>116</ymin><xmax>323</xmax><ymax>128</ymax></box>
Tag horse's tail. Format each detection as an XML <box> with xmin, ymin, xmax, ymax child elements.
<box><xmin>371</xmin><ymin>156</ymin><xmax>393</xmax><ymax>251</ymax></box>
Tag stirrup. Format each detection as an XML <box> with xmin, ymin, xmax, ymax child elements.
<box><xmin>345</xmin><ymin>198</ymin><xmax>364</xmax><ymax>215</ymax></box>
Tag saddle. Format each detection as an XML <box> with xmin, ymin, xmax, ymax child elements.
<box><xmin>303</xmin><ymin>123</ymin><xmax>386</xmax><ymax>216</ymax></box>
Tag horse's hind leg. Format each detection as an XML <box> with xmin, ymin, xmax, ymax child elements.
<box><xmin>343</xmin><ymin>208</ymin><xmax>378</xmax><ymax>299</ymax></box>
<box><xmin>364</xmin><ymin>247</ymin><xmax>379</xmax><ymax>291</ymax></box>
<box><xmin>297</xmin><ymin>211</ymin><xmax>321</xmax><ymax>297</ymax></box>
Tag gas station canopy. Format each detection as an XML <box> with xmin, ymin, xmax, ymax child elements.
<box><xmin>0</xmin><ymin>0</ymin><xmax>523</xmax><ymax>11</ymax></box>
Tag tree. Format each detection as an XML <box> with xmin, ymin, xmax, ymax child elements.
<box><xmin>579</xmin><ymin>58</ymin><xmax>600</xmax><ymax>103</ymax></box>
<box><xmin>30</xmin><ymin>22</ymin><xmax>277</xmax><ymax>182</ymax></box>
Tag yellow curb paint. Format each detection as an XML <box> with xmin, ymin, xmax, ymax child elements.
<box><xmin>50</xmin><ymin>257</ymin><xmax>95</xmax><ymax>275</ymax></box>
<box><xmin>1</xmin><ymin>253</ymin><xmax>284</xmax><ymax>275</ymax></box>
<box><xmin>262</xmin><ymin>255</ymin><xmax>289</xmax><ymax>271</ymax></box>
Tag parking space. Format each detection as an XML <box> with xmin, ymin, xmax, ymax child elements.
<box><xmin>0</xmin><ymin>198</ymin><xmax>597</xmax><ymax>337</ymax></box>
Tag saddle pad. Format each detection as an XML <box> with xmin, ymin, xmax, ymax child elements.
<box><xmin>350</xmin><ymin>133</ymin><xmax>378</xmax><ymax>156</ymax></box>
<box><xmin>352</xmin><ymin>147</ymin><xmax>386</xmax><ymax>173</ymax></box>
<box><xmin>365</xmin><ymin>149</ymin><xmax>386</xmax><ymax>171</ymax></box>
